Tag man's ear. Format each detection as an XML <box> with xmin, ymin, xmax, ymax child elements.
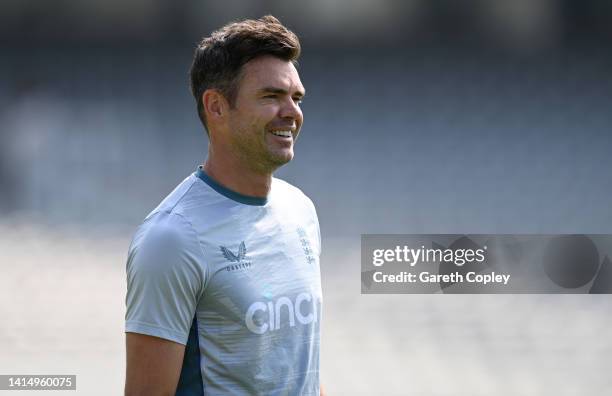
<box><xmin>203</xmin><ymin>89</ymin><xmax>228</xmax><ymax>124</ymax></box>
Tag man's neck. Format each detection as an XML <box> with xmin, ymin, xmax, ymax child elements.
<box><xmin>202</xmin><ymin>154</ymin><xmax>273</xmax><ymax>198</ymax></box>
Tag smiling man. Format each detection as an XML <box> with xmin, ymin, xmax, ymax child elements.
<box><xmin>124</xmin><ymin>16</ymin><xmax>323</xmax><ymax>396</ymax></box>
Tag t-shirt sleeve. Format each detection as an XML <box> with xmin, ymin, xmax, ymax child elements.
<box><xmin>125</xmin><ymin>211</ymin><xmax>206</xmax><ymax>345</ymax></box>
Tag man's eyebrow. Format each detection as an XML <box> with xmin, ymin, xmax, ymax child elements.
<box><xmin>259</xmin><ymin>87</ymin><xmax>306</xmax><ymax>97</ymax></box>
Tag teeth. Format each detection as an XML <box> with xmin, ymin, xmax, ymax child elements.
<box><xmin>271</xmin><ymin>130</ymin><xmax>292</xmax><ymax>138</ymax></box>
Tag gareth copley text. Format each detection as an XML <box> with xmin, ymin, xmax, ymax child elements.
<box><xmin>372</xmin><ymin>245</ymin><xmax>487</xmax><ymax>267</ymax></box>
<box><xmin>373</xmin><ymin>271</ymin><xmax>511</xmax><ymax>285</ymax></box>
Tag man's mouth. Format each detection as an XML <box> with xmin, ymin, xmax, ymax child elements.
<box><xmin>270</xmin><ymin>130</ymin><xmax>293</xmax><ymax>138</ymax></box>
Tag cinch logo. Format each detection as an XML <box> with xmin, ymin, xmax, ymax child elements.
<box><xmin>245</xmin><ymin>292</ymin><xmax>318</xmax><ymax>335</ymax></box>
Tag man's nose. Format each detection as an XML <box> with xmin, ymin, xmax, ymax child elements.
<box><xmin>279</xmin><ymin>97</ymin><xmax>302</xmax><ymax>121</ymax></box>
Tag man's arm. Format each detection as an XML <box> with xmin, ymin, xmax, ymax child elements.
<box><xmin>125</xmin><ymin>212</ymin><xmax>206</xmax><ymax>395</ymax></box>
<box><xmin>125</xmin><ymin>333</ymin><xmax>185</xmax><ymax>396</ymax></box>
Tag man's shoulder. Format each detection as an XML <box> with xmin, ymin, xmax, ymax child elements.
<box><xmin>131</xmin><ymin>172</ymin><xmax>203</xmax><ymax>254</ymax></box>
<box><xmin>272</xmin><ymin>177</ymin><xmax>318</xmax><ymax>218</ymax></box>
<box><xmin>144</xmin><ymin>173</ymin><xmax>198</xmax><ymax>220</ymax></box>
<box><xmin>130</xmin><ymin>210</ymin><xmax>196</xmax><ymax>258</ymax></box>
<box><xmin>272</xmin><ymin>177</ymin><xmax>314</xmax><ymax>205</ymax></box>
<box><xmin>143</xmin><ymin>170</ymin><xmax>225</xmax><ymax>225</ymax></box>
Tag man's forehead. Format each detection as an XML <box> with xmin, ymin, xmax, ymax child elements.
<box><xmin>240</xmin><ymin>56</ymin><xmax>304</xmax><ymax>93</ymax></box>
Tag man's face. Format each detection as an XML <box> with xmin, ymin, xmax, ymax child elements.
<box><xmin>225</xmin><ymin>55</ymin><xmax>305</xmax><ymax>173</ymax></box>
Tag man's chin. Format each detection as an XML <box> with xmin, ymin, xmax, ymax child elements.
<box><xmin>268</xmin><ymin>150</ymin><xmax>294</xmax><ymax>167</ymax></box>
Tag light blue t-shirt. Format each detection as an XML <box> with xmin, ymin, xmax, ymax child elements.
<box><xmin>125</xmin><ymin>167</ymin><xmax>322</xmax><ymax>395</ymax></box>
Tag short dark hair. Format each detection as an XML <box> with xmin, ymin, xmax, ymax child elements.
<box><xmin>189</xmin><ymin>15</ymin><xmax>301</xmax><ymax>132</ymax></box>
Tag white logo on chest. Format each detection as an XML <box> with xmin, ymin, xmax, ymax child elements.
<box><xmin>245</xmin><ymin>292</ymin><xmax>318</xmax><ymax>335</ymax></box>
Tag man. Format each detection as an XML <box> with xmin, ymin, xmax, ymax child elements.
<box><xmin>125</xmin><ymin>16</ymin><xmax>323</xmax><ymax>396</ymax></box>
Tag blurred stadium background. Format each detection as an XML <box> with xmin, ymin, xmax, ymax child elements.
<box><xmin>1</xmin><ymin>1</ymin><xmax>611</xmax><ymax>394</ymax></box>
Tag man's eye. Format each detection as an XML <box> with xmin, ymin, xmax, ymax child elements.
<box><xmin>263</xmin><ymin>94</ymin><xmax>277</xmax><ymax>99</ymax></box>
<box><xmin>293</xmin><ymin>98</ymin><xmax>303</xmax><ymax>104</ymax></box>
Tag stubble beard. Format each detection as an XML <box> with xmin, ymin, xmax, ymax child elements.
<box><xmin>232</xmin><ymin>129</ymin><xmax>293</xmax><ymax>175</ymax></box>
